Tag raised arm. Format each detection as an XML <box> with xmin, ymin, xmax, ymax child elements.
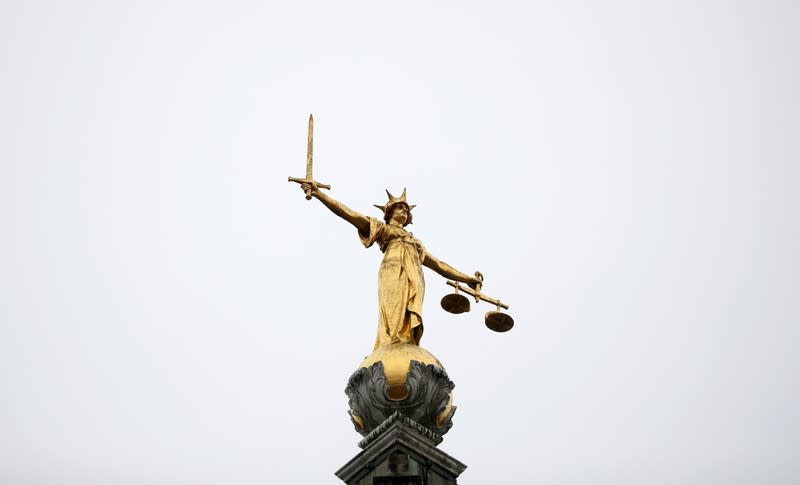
<box><xmin>301</xmin><ymin>183</ymin><xmax>371</xmax><ymax>237</ymax></box>
<box><xmin>423</xmin><ymin>252</ymin><xmax>482</xmax><ymax>289</ymax></box>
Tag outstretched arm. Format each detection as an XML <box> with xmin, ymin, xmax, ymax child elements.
<box><xmin>423</xmin><ymin>252</ymin><xmax>482</xmax><ymax>289</ymax></box>
<box><xmin>301</xmin><ymin>183</ymin><xmax>371</xmax><ymax>237</ymax></box>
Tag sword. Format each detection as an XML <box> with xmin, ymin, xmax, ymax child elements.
<box><xmin>288</xmin><ymin>114</ymin><xmax>330</xmax><ymax>200</ymax></box>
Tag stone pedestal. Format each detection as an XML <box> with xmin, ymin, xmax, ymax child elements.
<box><xmin>336</xmin><ymin>343</ymin><xmax>467</xmax><ymax>484</ymax></box>
<box><xmin>335</xmin><ymin>412</ymin><xmax>466</xmax><ymax>485</ymax></box>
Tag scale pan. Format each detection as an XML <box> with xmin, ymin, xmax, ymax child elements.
<box><xmin>485</xmin><ymin>311</ymin><xmax>514</xmax><ymax>332</ymax></box>
<box><xmin>441</xmin><ymin>293</ymin><xmax>470</xmax><ymax>314</ymax></box>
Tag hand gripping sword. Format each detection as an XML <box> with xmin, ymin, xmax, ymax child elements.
<box><xmin>288</xmin><ymin>114</ymin><xmax>330</xmax><ymax>200</ymax></box>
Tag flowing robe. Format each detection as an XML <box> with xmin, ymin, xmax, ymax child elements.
<box><xmin>360</xmin><ymin>217</ymin><xmax>426</xmax><ymax>350</ymax></box>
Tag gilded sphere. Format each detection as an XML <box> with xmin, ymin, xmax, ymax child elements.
<box><xmin>348</xmin><ymin>342</ymin><xmax>456</xmax><ymax>434</ymax></box>
<box><xmin>359</xmin><ymin>343</ymin><xmax>445</xmax><ymax>400</ymax></box>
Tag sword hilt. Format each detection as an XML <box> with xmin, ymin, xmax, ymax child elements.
<box><xmin>288</xmin><ymin>177</ymin><xmax>331</xmax><ymax>200</ymax></box>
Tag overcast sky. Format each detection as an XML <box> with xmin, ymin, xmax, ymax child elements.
<box><xmin>1</xmin><ymin>1</ymin><xmax>798</xmax><ymax>484</ymax></box>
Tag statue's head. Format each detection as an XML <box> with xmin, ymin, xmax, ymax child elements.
<box><xmin>374</xmin><ymin>188</ymin><xmax>415</xmax><ymax>226</ymax></box>
<box><xmin>386</xmin><ymin>202</ymin><xmax>412</xmax><ymax>226</ymax></box>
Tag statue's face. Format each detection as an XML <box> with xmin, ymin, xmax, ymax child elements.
<box><xmin>389</xmin><ymin>204</ymin><xmax>409</xmax><ymax>226</ymax></box>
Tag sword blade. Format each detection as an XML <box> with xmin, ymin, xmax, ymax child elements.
<box><xmin>305</xmin><ymin>114</ymin><xmax>314</xmax><ymax>179</ymax></box>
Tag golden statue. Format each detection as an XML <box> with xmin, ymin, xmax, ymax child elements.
<box><xmin>289</xmin><ymin>115</ymin><xmax>511</xmax><ymax>351</ymax></box>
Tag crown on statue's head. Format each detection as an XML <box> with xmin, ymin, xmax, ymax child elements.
<box><xmin>374</xmin><ymin>188</ymin><xmax>415</xmax><ymax>225</ymax></box>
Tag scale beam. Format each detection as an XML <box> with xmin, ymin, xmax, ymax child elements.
<box><xmin>446</xmin><ymin>280</ymin><xmax>509</xmax><ymax>310</ymax></box>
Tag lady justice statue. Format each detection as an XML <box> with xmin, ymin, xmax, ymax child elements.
<box><xmin>289</xmin><ymin>115</ymin><xmax>510</xmax><ymax>440</ymax></box>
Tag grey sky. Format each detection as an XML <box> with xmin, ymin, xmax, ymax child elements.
<box><xmin>1</xmin><ymin>1</ymin><xmax>798</xmax><ymax>484</ymax></box>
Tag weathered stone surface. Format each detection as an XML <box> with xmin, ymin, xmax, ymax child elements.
<box><xmin>335</xmin><ymin>412</ymin><xmax>467</xmax><ymax>485</ymax></box>
<box><xmin>345</xmin><ymin>360</ymin><xmax>456</xmax><ymax>439</ymax></box>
